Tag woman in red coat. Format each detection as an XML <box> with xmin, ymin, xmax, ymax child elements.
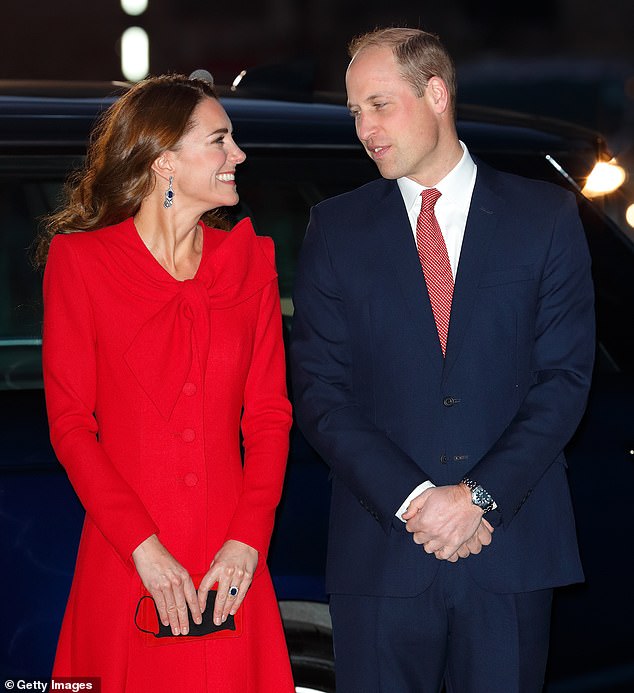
<box><xmin>37</xmin><ymin>74</ymin><xmax>295</xmax><ymax>692</ymax></box>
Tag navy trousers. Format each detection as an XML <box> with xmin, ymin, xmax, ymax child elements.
<box><xmin>330</xmin><ymin>560</ymin><xmax>553</xmax><ymax>693</ymax></box>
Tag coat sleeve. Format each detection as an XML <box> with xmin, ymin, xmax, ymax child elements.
<box><xmin>469</xmin><ymin>191</ymin><xmax>595</xmax><ymax>527</ymax></box>
<box><xmin>290</xmin><ymin>206</ymin><xmax>432</xmax><ymax>534</ymax></box>
<box><xmin>42</xmin><ymin>235</ymin><xmax>159</xmax><ymax>566</ymax></box>
<box><xmin>224</xmin><ymin>238</ymin><xmax>292</xmax><ymax>560</ymax></box>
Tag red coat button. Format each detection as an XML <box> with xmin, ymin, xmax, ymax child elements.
<box><xmin>182</xmin><ymin>382</ymin><xmax>197</xmax><ymax>396</ymax></box>
<box><xmin>182</xmin><ymin>428</ymin><xmax>196</xmax><ymax>442</ymax></box>
<box><xmin>184</xmin><ymin>473</ymin><xmax>198</xmax><ymax>487</ymax></box>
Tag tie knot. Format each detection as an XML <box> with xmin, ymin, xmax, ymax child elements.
<box><xmin>421</xmin><ymin>188</ymin><xmax>441</xmax><ymax>211</ymax></box>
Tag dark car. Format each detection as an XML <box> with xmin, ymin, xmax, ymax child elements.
<box><xmin>1</xmin><ymin>81</ymin><xmax>633</xmax><ymax>693</ymax></box>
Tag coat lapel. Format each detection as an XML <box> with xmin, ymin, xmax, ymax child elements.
<box><xmin>444</xmin><ymin>163</ymin><xmax>504</xmax><ymax>375</ymax></box>
<box><xmin>367</xmin><ymin>179</ymin><xmax>443</xmax><ymax>367</ymax></box>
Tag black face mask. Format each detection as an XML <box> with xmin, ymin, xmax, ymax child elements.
<box><xmin>135</xmin><ymin>591</ymin><xmax>236</xmax><ymax>638</ymax></box>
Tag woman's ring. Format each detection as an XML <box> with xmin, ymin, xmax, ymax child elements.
<box><xmin>228</xmin><ymin>585</ymin><xmax>239</xmax><ymax>598</ymax></box>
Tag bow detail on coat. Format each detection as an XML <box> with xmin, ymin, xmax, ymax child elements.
<box><xmin>124</xmin><ymin>217</ymin><xmax>277</xmax><ymax>420</ymax></box>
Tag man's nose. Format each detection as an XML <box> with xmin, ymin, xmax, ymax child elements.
<box><xmin>356</xmin><ymin>113</ymin><xmax>377</xmax><ymax>143</ymax></box>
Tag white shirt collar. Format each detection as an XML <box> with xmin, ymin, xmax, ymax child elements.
<box><xmin>395</xmin><ymin>142</ymin><xmax>477</xmax><ymax>278</ymax></box>
<box><xmin>396</xmin><ymin>141</ymin><xmax>476</xmax><ymax>216</ymax></box>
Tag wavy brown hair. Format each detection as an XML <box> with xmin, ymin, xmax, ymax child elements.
<box><xmin>35</xmin><ymin>74</ymin><xmax>226</xmax><ymax>267</ymax></box>
<box><xmin>348</xmin><ymin>28</ymin><xmax>457</xmax><ymax>118</ymax></box>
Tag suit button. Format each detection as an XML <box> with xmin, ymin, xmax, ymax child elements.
<box><xmin>182</xmin><ymin>428</ymin><xmax>196</xmax><ymax>442</ymax></box>
<box><xmin>184</xmin><ymin>473</ymin><xmax>198</xmax><ymax>487</ymax></box>
<box><xmin>182</xmin><ymin>382</ymin><xmax>197</xmax><ymax>396</ymax></box>
<box><xmin>443</xmin><ymin>397</ymin><xmax>455</xmax><ymax>407</ymax></box>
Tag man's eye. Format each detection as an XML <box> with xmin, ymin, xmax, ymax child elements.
<box><xmin>373</xmin><ymin>102</ymin><xmax>386</xmax><ymax>110</ymax></box>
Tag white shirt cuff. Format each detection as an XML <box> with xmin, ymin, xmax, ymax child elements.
<box><xmin>395</xmin><ymin>480</ymin><xmax>436</xmax><ymax>522</ymax></box>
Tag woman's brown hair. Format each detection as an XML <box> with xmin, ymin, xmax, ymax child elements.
<box><xmin>35</xmin><ymin>74</ymin><xmax>224</xmax><ymax>267</ymax></box>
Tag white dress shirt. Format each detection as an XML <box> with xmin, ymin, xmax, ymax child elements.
<box><xmin>395</xmin><ymin>142</ymin><xmax>478</xmax><ymax>520</ymax></box>
<box><xmin>397</xmin><ymin>141</ymin><xmax>477</xmax><ymax>279</ymax></box>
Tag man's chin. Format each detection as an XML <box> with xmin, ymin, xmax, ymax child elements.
<box><xmin>377</xmin><ymin>168</ymin><xmax>399</xmax><ymax>180</ymax></box>
<box><xmin>373</xmin><ymin>161</ymin><xmax>399</xmax><ymax>180</ymax></box>
<box><xmin>374</xmin><ymin>161</ymin><xmax>401</xmax><ymax>180</ymax></box>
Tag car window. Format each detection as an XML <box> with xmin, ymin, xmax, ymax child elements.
<box><xmin>0</xmin><ymin>168</ymin><xmax>68</xmax><ymax>390</ymax></box>
<box><xmin>578</xmin><ymin>195</ymin><xmax>634</xmax><ymax>375</ymax></box>
<box><xmin>0</xmin><ymin>150</ymin><xmax>377</xmax><ymax>391</ymax></box>
<box><xmin>224</xmin><ymin>151</ymin><xmax>377</xmax><ymax>303</ymax></box>
<box><xmin>0</xmin><ymin>144</ymin><xmax>632</xmax><ymax>393</ymax></box>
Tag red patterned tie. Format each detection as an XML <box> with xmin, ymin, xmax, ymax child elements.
<box><xmin>416</xmin><ymin>188</ymin><xmax>454</xmax><ymax>356</ymax></box>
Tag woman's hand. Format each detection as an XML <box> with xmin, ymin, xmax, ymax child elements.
<box><xmin>198</xmin><ymin>540</ymin><xmax>259</xmax><ymax>626</ymax></box>
<box><xmin>132</xmin><ymin>534</ymin><xmax>202</xmax><ymax>636</ymax></box>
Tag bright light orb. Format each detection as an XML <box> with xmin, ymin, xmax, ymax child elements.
<box><xmin>626</xmin><ymin>203</ymin><xmax>634</xmax><ymax>228</ymax></box>
<box><xmin>121</xmin><ymin>0</ymin><xmax>148</xmax><ymax>16</ymax></box>
<box><xmin>121</xmin><ymin>27</ymin><xmax>149</xmax><ymax>82</ymax></box>
<box><xmin>582</xmin><ymin>159</ymin><xmax>626</xmax><ymax>197</ymax></box>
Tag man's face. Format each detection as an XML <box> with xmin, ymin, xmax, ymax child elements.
<box><xmin>346</xmin><ymin>45</ymin><xmax>443</xmax><ymax>184</ymax></box>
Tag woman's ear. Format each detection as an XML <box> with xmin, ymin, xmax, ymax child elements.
<box><xmin>151</xmin><ymin>152</ymin><xmax>175</xmax><ymax>182</ymax></box>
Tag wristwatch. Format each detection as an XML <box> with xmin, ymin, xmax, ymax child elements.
<box><xmin>461</xmin><ymin>477</ymin><xmax>495</xmax><ymax>514</ymax></box>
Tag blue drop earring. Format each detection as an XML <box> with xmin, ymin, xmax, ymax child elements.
<box><xmin>163</xmin><ymin>176</ymin><xmax>174</xmax><ymax>208</ymax></box>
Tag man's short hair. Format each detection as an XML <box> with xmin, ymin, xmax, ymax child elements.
<box><xmin>348</xmin><ymin>28</ymin><xmax>456</xmax><ymax>114</ymax></box>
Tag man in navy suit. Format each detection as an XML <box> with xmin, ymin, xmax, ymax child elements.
<box><xmin>290</xmin><ymin>27</ymin><xmax>595</xmax><ymax>693</ymax></box>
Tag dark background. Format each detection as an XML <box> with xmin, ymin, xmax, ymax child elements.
<box><xmin>3</xmin><ymin>1</ymin><xmax>633</xmax><ymax>157</ymax></box>
<box><xmin>2</xmin><ymin>0</ymin><xmax>632</xmax><ymax>94</ymax></box>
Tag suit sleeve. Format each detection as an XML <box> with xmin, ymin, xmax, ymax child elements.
<box><xmin>470</xmin><ymin>191</ymin><xmax>595</xmax><ymax>527</ymax></box>
<box><xmin>42</xmin><ymin>235</ymin><xmax>159</xmax><ymax>566</ymax></box>
<box><xmin>290</xmin><ymin>206</ymin><xmax>431</xmax><ymax>534</ymax></box>
<box><xmin>225</xmin><ymin>238</ymin><xmax>292</xmax><ymax>560</ymax></box>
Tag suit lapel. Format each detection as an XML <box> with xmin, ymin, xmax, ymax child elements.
<box><xmin>444</xmin><ymin>163</ymin><xmax>504</xmax><ymax>375</ymax></box>
<box><xmin>367</xmin><ymin>180</ymin><xmax>443</xmax><ymax>367</ymax></box>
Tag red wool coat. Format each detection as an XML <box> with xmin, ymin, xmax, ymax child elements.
<box><xmin>42</xmin><ymin>217</ymin><xmax>294</xmax><ymax>692</ymax></box>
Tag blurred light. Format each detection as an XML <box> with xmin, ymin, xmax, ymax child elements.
<box><xmin>232</xmin><ymin>70</ymin><xmax>247</xmax><ymax>91</ymax></box>
<box><xmin>121</xmin><ymin>0</ymin><xmax>148</xmax><ymax>15</ymax></box>
<box><xmin>582</xmin><ymin>159</ymin><xmax>626</xmax><ymax>197</ymax></box>
<box><xmin>626</xmin><ymin>204</ymin><xmax>634</xmax><ymax>228</ymax></box>
<box><xmin>121</xmin><ymin>27</ymin><xmax>149</xmax><ymax>82</ymax></box>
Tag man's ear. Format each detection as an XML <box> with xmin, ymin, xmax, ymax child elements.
<box><xmin>151</xmin><ymin>152</ymin><xmax>175</xmax><ymax>182</ymax></box>
<box><xmin>426</xmin><ymin>76</ymin><xmax>450</xmax><ymax>115</ymax></box>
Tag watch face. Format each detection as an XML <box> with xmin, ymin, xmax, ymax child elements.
<box><xmin>473</xmin><ymin>485</ymin><xmax>494</xmax><ymax>510</ymax></box>
<box><xmin>462</xmin><ymin>478</ymin><xmax>494</xmax><ymax>512</ymax></box>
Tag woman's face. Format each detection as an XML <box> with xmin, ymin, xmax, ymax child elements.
<box><xmin>169</xmin><ymin>97</ymin><xmax>246</xmax><ymax>211</ymax></box>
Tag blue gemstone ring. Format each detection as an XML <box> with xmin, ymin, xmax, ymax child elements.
<box><xmin>228</xmin><ymin>585</ymin><xmax>239</xmax><ymax>598</ymax></box>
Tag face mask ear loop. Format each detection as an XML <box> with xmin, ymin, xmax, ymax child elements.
<box><xmin>134</xmin><ymin>595</ymin><xmax>160</xmax><ymax>636</ymax></box>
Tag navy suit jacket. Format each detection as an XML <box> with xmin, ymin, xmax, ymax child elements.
<box><xmin>290</xmin><ymin>161</ymin><xmax>595</xmax><ymax>596</ymax></box>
